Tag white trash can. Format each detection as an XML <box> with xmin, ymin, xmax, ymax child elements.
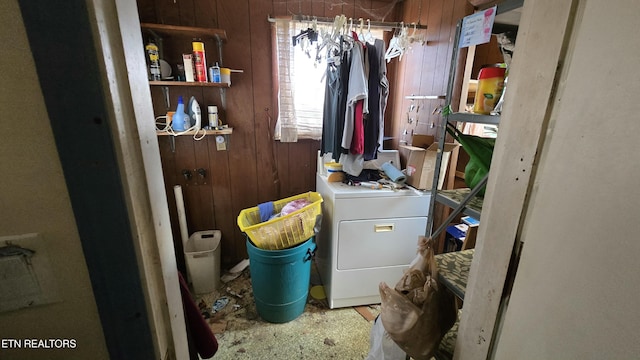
<box><xmin>184</xmin><ymin>230</ymin><xmax>222</xmax><ymax>294</ymax></box>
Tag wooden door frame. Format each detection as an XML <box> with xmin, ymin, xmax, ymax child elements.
<box><xmin>454</xmin><ymin>0</ymin><xmax>578</xmax><ymax>359</ymax></box>
<box><xmin>18</xmin><ymin>0</ymin><xmax>189</xmax><ymax>358</ymax></box>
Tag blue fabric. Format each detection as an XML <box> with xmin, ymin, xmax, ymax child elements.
<box><xmin>258</xmin><ymin>202</ymin><xmax>274</xmax><ymax>222</ymax></box>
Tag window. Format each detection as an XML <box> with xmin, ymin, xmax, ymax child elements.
<box><xmin>273</xmin><ymin>20</ymin><xmax>385</xmax><ymax>142</ymax></box>
<box><xmin>273</xmin><ymin>20</ymin><xmax>328</xmax><ymax>142</ymax></box>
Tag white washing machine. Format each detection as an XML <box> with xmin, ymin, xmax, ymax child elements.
<box><xmin>315</xmin><ymin>174</ymin><xmax>431</xmax><ymax>308</ymax></box>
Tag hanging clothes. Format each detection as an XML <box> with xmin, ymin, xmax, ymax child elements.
<box><xmin>339</xmin><ymin>42</ymin><xmax>368</xmax><ymax>176</ymax></box>
<box><xmin>321</xmin><ymin>36</ymin><xmax>352</xmax><ymax>162</ymax></box>
<box><xmin>364</xmin><ymin>38</ymin><xmax>388</xmax><ymax>160</ymax></box>
<box><xmin>320</xmin><ymin>29</ymin><xmax>388</xmax><ymax>175</ymax></box>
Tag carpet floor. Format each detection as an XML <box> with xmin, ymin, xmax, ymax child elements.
<box><xmin>194</xmin><ymin>260</ymin><xmax>381</xmax><ymax>360</ymax></box>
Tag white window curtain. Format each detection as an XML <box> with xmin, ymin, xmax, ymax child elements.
<box><xmin>273</xmin><ymin>20</ymin><xmax>328</xmax><ymax>142</ymax></box>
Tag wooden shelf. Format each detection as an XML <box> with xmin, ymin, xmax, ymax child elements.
<box><xmin>140</xmin><ymin>23</ymin><xmax>227</xmax><ymax>41</ymax></box>
<box><xmin>156</xmin><ymin>128</ymin><xmax>233</xmax><ymax>136</ymax></box>
<box><xmin>149</xmin><ymin>80</ymin><xmax>229</xmax><ymax>88</ymax></box>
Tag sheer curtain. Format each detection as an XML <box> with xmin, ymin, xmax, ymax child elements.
<box><xmin>273</xmin><ymin>20</ymin><xmax>328</xmax><ymax>142</ymax></box>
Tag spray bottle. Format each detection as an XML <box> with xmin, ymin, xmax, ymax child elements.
<box><xmin>145</xmin><ymin>40</ymin><xmax>161</xmax><ymax>81</ymax></box>
<box><xmin>172</xmin><ymin>96</ymin><xmax>188</xmax><ymax>131</ymax></box>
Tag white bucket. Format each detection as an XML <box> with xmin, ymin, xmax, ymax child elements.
<box><xmin>184</xmin><ymin>230</ymin><xmax>222</xmax><ymax>294</ymax></box>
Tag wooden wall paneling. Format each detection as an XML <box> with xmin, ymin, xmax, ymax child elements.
<box><xmin>402</xmin><ymin>0</ymin><xmax>422</xmax><ymax>23</ymax></box>
<box><xmin>272</xmin><ymin>0</ymin><xmax>287</xmax><ymax>16</ymax></box>
<box><xmin>401</xmin><ymin>0</ymin><xmax>426</xmax><ymax>92</ymax></box>
<box><xmin>276</xmin><ymin>143</ymin><xmax>291</xmax><ymax>197</ymax></box>
<box><xmin>136</xmin><ymin>0</ymin><xmax>157</xmax><ymax>23</ymax></box>
<box><xmin>205</xmin><ymin>136</ymin><xmax>236</xmax><ymax>267</ymax></box>
<box><xmin>399</xmin><ymin>1</ymin><xmax>427</xmax><ymax>141</ymax></box>
<box><xmin>249</xmin><ymin>0</ymin><xmax>280</xmax><ymax>205</ymax></box>
<box><xmin>168</xmin><ymin>136</ymin><xmax>197</xmax><ymax>273</ymax></box>
<box><xmin>287</xmin><ymin>141</ymin><xmax>316</xmax><ymax>197</ymax></box>
<box><xmin>153</xmin><ymin>0</ymin><xmax>182</xmax><ymax>25</ymax></box>
<box><xmin>353</xmin><ymin>0</ymin><xmax>372</xmax><ymax>19</ymax></box>
<box><xmin>471</xmin><ymin>36</ymin><xmax>504</xmax><ymax>79</ymax></box>
<box><xmin>177</xmin><ymin>0</ymin><xmax>196</xmax><ymax>26</ymax></box>
<box><xmin>325</xmin><ymin>0</ymin><xmax>344</xmax><ymax>17</ymax></box>
<box><xmin>415</xmin><ymin>0</ymin><xmax>442</xmax><ymax>137</ymax></box>
<box><xmin>371</xmin><ymin>0</ymin><xmax>400</xmax><ymax>21</ymax></box>
<box><xmin>311</xmin><ymin>0</ymin><xmax>326</xmax><ymax>16</ymax></box>
<box><xmin>218</xmin><ymin>0</ymin><xmax>260</xmax><ymax>263</ymax></box>
<box><xmin>429</xmin><ymin>0</ymin><xmax>455</xmax><ymax>129</ymax></box>
<box><xmin>342</xmin><ymin>0</ymin><xmax>356</xmax><ymax>19</ymax></box>
<box><xmin>194</xmin><ymin>0</ymin><xmax>219</xmax><ymax>28</ymax></box>
<box><xmin>299</xmin><ymin>0</ymin><xmax>313</xmax><ymax>15</ymax></box>
<box><xmin>192</xmin><ymin>135</ymin><xmax>216</xmax><ymax>232</ymax></box>
<box><xmin>286</xmin><ymin>0</ymin><xmax>301</xmax><ymax>16</ymax></box>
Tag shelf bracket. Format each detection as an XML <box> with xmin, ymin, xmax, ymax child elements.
<box><xmin>162</xmin><ymin>86</ymin><xmax>170</xmax><ymax>109</ymax></box>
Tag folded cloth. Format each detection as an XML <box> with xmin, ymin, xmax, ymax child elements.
<box><xmin>258</xmin><ymin>201</ymin><xmax>274</xmax><ymax>222</ymax></box>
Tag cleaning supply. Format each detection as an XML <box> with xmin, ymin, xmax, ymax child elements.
<box><xmin>210</xmin><ymin>62</ymin><xmax>221</xmax><ymax>83</ymax></box>
<box><xmin>207</xmin><ymin>105</ymin><xmax>219</xmax><ymax>129</ymax></box>
<box><xmin>192</xmin><ymin>41</ymin><xmax>207</xmax><ymax>82</ymax></box>
<box><xmin>187</xmin><ymin>96</ymin><xmax>202</xmax><ymax>130</ymax></box>
<box><xmin>145</xmin><ymin>41</ymin><xmax>161</xmax><ymax>81</ymax></box>
<box><xmin>172</xmin><ymin>96</ymin><xmax>188</xmax><ymax>131</ymax></box>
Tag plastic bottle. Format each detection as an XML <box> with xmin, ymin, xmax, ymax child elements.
<box><xmin>172</xmin><ymin>96</ymin><xmax>188</xmax><ymax>131</ymax></box>
<box><xmin>210</xmin><ymin>62</ymin><xmax>221</xmax><ymax>83</ymax></box>
<box><xmin>192</xmin><ymin>41</ymin><xmax>208</xmax><ymax>82</ymax></box>
<box><xmin>473</xmin><ymin>64</ymin><xmax>506</xmax><ymax>115</ymax></box>
<box><xmin>145</xmin><ymin>41</ymin><xmax>161</xmax><ymax>81</ymax></box>
<box><xmin>207</xmin><ymin>105</ymin><xmax>219</xmax><ymax>129</ymax></box>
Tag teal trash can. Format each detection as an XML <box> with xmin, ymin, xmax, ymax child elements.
<box><xmin>246</xmin><ymin>237</ymin><xmax>316</xmax><ymax>323</ymax></box>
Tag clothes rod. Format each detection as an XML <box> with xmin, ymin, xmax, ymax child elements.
<box><xmin>405</xmin><ymin>95</ymin><xmax>446</xmax><ymax>100</ymax></box>
<box><xmin>267</xmin><ymin>15</ymin><xmax>427</xmax><ymax>31</ymax></box>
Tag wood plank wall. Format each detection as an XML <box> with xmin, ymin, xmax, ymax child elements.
<box><xmin>136</xmin><ymin>0</ymin><xmax>473</xmax><ymax>271</ymax></box>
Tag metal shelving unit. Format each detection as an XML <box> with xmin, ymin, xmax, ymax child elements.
<box><xmin>436</xmin><ymin>189</ymin><xmax>483</xmax><ymax>219</ymax></box>
<box><xmin>448</xmin><ymin>112</ymin><xmax>500</xmax><ymax>125</ymax></box>
<box><xmin>426</xmin><ymin>0</ymin><xmax>523</xmax><ymax>240</ymax></box>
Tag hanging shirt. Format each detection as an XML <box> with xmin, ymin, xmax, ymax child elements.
<box><xmin>321</xmin><ymin>37</ymin><xmax>352</xmax><ymax>162</ymax></box>
<box><xmin>340</xmin><ymin>43</ymin><xmax>368</xmax><ymax>176</ymax></box>
<box><xmin>341</xmin><ymin>44</ymin><xmax>367</xmax><ymax>150</ymax></box>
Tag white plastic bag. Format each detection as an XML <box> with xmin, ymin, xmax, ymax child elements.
<box><xmin>366</xmin><ymin>315</ymin><xmax>406</xmax><ymax>360</ymax></box>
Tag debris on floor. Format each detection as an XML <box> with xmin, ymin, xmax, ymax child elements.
<box><xmin>220</xmin><ymin>258</ymin><xmax>250</xmax><ymax>283</ymax></box>
<box><xmin>212</xmin><ymin>296</ymin><xmax>230</xmax><ymax>313</ymax></box>
<box><xmin>193</xmin><ymin>261</ymin><xmax>381</xmax><ymax>359</ymax></box>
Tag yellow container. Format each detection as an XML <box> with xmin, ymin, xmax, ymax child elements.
<box><xmin>220</xmin><ymin>67</ymin><xmax>231</xmax><ymax>86</ymax></box>
<box><xmin>237</xmin><ymin>192</ymin><xmax>323</xmax><ymax>250</ymax></box>
<box><xmin>473</xmin><ymin>65</ymin><xmax>506</xmax><ymax>115</ymax></box>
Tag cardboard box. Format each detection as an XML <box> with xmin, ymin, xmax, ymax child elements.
<box><xmin>399</xmin><ymin>134</ymin><xmax>435</xmax><ymax>168</ymax></box>
<box><xmin>402</xmin><ymin>142</ymin><xmax>459</xmax><ymax>190</ymax></box>
<box><xmin>410</xmin><ymin>134</ymin><xmax>435</xmax><ymax>149</ymax></box>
